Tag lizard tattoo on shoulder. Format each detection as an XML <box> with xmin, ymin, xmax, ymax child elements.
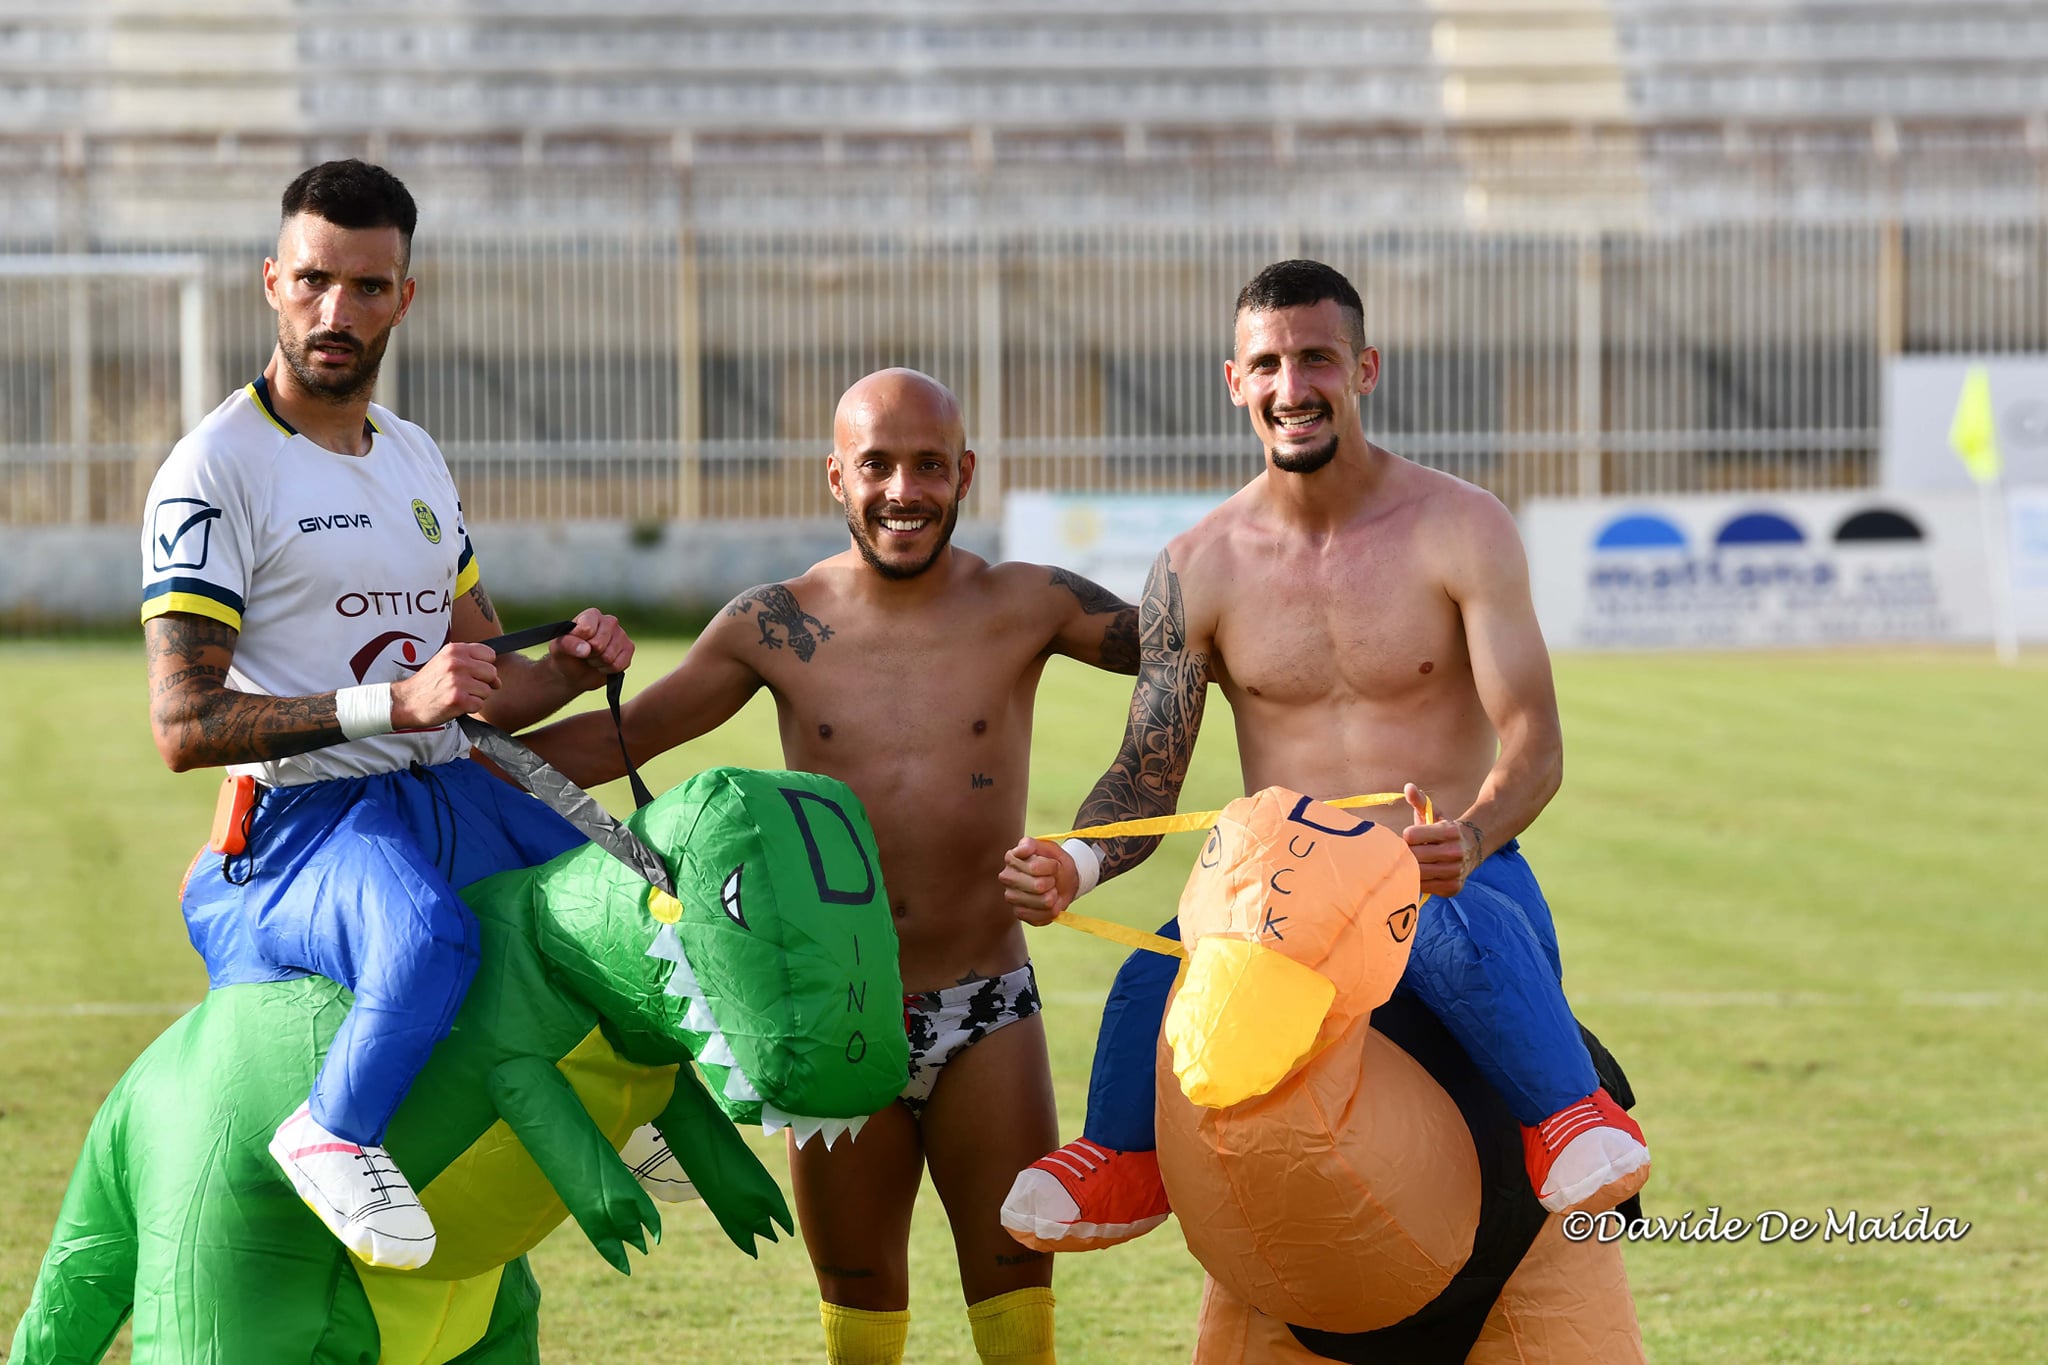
<box><xmin>727</xmin><ymin>584</ymin><xmax>836</xmax><ymax>663</ymax></box>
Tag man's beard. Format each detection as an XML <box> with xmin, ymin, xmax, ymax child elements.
<box><xmin>278</xmin><ymin>321</ymin><xmax>390</xmax><ymax>402</ymax></box>
<box><xmin>845</xmin><ymin>497</ymin><xmax>961</xmax><ymax>580</ymax></box>
<box><xmin>1266</xmin><ymin>405</ymin><xmax>1339</xmax><ymax>474</ymax></box>
<box><xmin>1271</xmin><ymin>435</ymin><xmax>1339</xmax><ymax>474</ymax></box>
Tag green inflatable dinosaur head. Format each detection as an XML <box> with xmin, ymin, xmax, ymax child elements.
<box><xmin>523</xmin><ymin>765</ymin><xmax>909</xmax><ymax>1143</ymax></box>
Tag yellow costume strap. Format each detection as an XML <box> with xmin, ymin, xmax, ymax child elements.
<box><xmin>1035</xmin><ymin>791</ymin><xmax>1417</xmax><ymax>844</ymax></box>
<box><xmin>1036</xmin><ymin>791</ymin><xmax>1428</xmax><ymax>960</ymax></box>
<box><xmin>1051</xmin><ymin>910</ymin><xmax>1187</xmax><ymax>959</ymax></box>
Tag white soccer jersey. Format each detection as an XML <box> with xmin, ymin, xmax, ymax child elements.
<box><xmin>140</xmin><ymin>377</ymin><xmax>483</xmax><ymax>786</ymax></box>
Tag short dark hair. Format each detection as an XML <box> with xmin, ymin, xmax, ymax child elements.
<box><xmin>280</xmin><ymin>160</ymin><xmax>418</xmax><ymax>267</ymax></box>
<box><xmin>1234</xmin><ymin>259</ymin><xmax>1365</xmax><ymax>352</ymax></box>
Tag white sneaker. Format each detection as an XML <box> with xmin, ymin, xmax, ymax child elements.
<box><xmin>620</xmin><ymin>1122</ymin><xmax>699</xmax><ymax>1203</ymax></box>
<box><xmin>268</xmin><ymin>1102</ymin><xmax>437</xmax><ymax>1269</ymax></box>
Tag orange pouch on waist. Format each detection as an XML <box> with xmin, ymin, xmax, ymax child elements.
<box><xmin>209</xmin><ymin>774</ymin><xmax>258</xmax><ymax>855</ymax></box>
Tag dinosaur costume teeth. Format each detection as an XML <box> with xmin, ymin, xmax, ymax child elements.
<box><xmin>765</xmin><ymin>1110</ymin><xmax>870</xmax><ymax>1151</ymax></box>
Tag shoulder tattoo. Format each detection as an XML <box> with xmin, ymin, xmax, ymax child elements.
<box><xmin>146</xmin><ymin>612</ymin><xmax>237</xmax><ymax>673</ymax></box>
<box><xmin>1050</xmin><ymin>566</ymin><xmax>1140</xmax><ymax>672</ymax></box>
<box><xmin>1049</xmin><ymin>566</ymin><xmax>1125</xmax><ymax>616</ymax></box>
<box><xmin>727</xmin><ymin>584</ymin><xmax>836</xmax><ymax>663</ymax></box>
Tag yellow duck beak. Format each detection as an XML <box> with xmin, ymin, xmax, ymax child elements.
<box><xmin>1165</xmin><ymin>935</ymin><xmax>1336</xmax><ymax>1109</ymax></box>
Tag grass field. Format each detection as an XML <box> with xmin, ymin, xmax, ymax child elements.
<box><xmin>3</xmin><ymin>641</ymin><xmax>2045</xmax><ymax>1362</ymax></box>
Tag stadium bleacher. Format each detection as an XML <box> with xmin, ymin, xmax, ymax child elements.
<box><xmin>2</xmin><ymin>2</ymin><xmax>2042</xmax><ymax>175</ymax></box>
<box><xmin>0</xmin><ymin>3</ymin><xmax>2042</xmax><ymax>533</ymax></box>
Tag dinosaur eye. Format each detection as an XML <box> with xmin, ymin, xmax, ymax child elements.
<box><xmin>721</xmin><ymin>866</ymin><xmax>748</xmax><ymax>929</ymax></box>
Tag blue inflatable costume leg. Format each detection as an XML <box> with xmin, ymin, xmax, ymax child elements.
<box><xmin>181</xmin><ymin>760</ymin><xmax>583</xmax><ymax>1145</ymax></box>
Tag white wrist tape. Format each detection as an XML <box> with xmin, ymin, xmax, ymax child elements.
<box><xmin>335</xmin><ymin>683</ymin><xmax>395</xmax><ymax>740</ymax></box>
<box><xmin>1059</xmin><ymin>838</ymin><xmax>1102</xmax><ymax>899</ymax></box>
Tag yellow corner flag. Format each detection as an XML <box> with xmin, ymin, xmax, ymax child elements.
<box><xmin>1948</xmin><ymin>365</ymin><xmax>2003</xmax><ymax>485</ymax></box>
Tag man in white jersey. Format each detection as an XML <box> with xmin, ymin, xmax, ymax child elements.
<box><xmin>141</xmin><ymin>160</ymin><xmax>635</xmax><ymax>1269</ymax></box>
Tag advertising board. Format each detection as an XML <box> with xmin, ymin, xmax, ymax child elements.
<box><xmin>1520</xmin><ymin>491</ymin><xmax>2048</xmax><ymax>649</ymax></box>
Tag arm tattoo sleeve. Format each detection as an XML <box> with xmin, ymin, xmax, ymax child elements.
<box><xmin>146</xmin><ymin>614</ymin><xmax>346</xmax><ymax>767</ymax></box>
<box><xmin>1070</xmin><ymin>551</ymin><xmax>1209</xmax><ymax>881</ymax></box>
<box><xmin>1050</xmin><ymin>566</ymin><xmax>1140</xmax><ymax>674</ymax></box>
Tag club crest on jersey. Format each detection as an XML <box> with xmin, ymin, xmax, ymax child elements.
<box><xmin>411</xmin><ymin>499</ymin><xmax>443</xmax><ymax>544</ymax></box>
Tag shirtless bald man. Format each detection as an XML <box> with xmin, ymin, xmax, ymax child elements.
<box><xmin>524</xmin><ymin>368</ymin><xmax>1137</xmax><ymax>1365</ymax></box>
<box><xmin>998</xmin><ymin>260</ymin><xmax>1651</xmax><ymax>1255</ymax></box>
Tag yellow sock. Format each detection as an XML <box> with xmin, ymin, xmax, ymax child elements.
<box><xmin>966</xmin><ymin>1286</ymin><xmax>1056</xmax><ymax>1365</ymax></box>
<box><xmin>819</xmin><ymin>1300</ymin><xmax>909</xmax><ymax>1365</ymax></box>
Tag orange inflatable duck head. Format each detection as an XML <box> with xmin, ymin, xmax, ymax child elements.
<box><xmin>1162</xmin><ymin>787</ymin><xmax>1419</xmax><ymax>1112</ymax></box>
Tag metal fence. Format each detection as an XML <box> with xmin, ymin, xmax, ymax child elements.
<box><xmin>4</xmin><ymin>217</ymin><xmax>2045</xmax><ymax>526</ymax></box>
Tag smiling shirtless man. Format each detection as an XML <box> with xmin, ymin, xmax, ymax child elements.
<box><xmin>998</xmin><ymin>260</ymin><xmax>1651</xmax><ymax>1259</ymax></box>
<box><xmin>524</xmin><ymin>368</ymin><xmax>1136</xmax><ymax>1365</ymax></box>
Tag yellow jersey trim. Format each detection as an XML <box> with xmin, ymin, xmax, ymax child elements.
<box><xmin>140</xmin><ymin>592</ymin><xmax>242</xmax><ymax>632</ymax></box>
<box><xmin>244</xmin><ymin>382</ymin><xmax>294</xmax><ymax>437</ymax></box>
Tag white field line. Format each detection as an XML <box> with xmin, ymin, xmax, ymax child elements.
<box><xmin>1578</xmin><ymin>991</ymin><xmax>2048</xmax><ymax>1009</ymax></box>
<box><xmin>0</xmin><ymin>1002</ymin><xmax>197</xmax><ymax>1017</ymax></box>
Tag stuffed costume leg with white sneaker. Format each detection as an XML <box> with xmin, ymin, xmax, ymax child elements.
<box><xmin>182</xmin><ymin>759</ymin><xmax>585</xmax><ymax>1262</ymax></box>
<box><xmin>267</xmin><ymin>1103</ymin><xmax>437</xmax><ymax>1269</ymax></box>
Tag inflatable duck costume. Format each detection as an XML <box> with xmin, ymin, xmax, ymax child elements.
<box><xmin>1151</xmin><ymin>789</ymin><xmax>1645</xmax><ymax>1363</ymax></box>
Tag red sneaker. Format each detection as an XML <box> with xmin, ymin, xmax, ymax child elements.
<box><xmin>1000</xmin><ymin>1139</ymin><xmax>1171</xmax><ymax>1252</ymax></box>
<box><xmin>1522</xmin><ymin>1087</ymin><xmax>1652</xmax><ymax>1214</ymax></box>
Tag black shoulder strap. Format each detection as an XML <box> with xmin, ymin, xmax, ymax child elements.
<box><xmin>479</xmin><ymin>620</ymin><xmax>655</xmax><ymax>809</ymax></box>
<box><xmin>462</xmin><ymin>620</ymin><xmax>672</xmax><ymax>895</ymax></box>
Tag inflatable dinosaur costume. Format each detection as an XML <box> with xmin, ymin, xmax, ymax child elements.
<box><xmin>9</xmin><ymin>766</ymin><xmax>908</xmax><ymax>1365</ymax></box>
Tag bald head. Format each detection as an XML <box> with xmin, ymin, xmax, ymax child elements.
<box><xmin>833</xmin><ymin>368</ymin><xmax>964</xmax><ymax>455</ymax></box>
<box><xmin>828</xmin><ymin>368</ymin><xmax>974</xmax><ymax>581</ymax></box>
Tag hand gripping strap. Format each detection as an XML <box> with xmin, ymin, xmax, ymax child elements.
<box><xmin>478</xmin><ymin>620</ymin><xmax>656</xmax><ymax>810</ymax></box>
<box><xmin>462</xmin><ymin>620</ymin><xmax>670</xmax><ymax>896</ymax></box>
